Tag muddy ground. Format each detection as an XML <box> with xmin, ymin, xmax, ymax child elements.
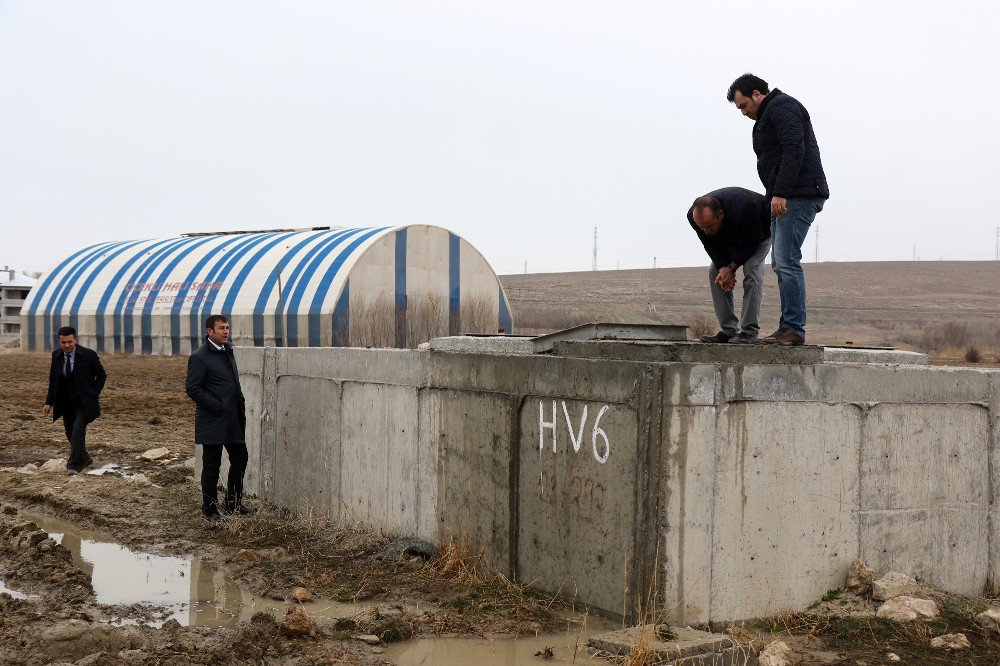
<box><xmin>2</xmin><ymin>350</ymin><xmax>1000</xmax><ymax>665</ymax></box>
<box><xmin>0</xmin><ymin>351</ymin><xmax>568</xmax><ymax>665</ymax></box>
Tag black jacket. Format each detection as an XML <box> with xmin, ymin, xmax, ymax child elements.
<box><xmin>752</xmin><ymin>89</ymin><xmax>830</xmax><ymax>200</ymax></box>
<box><xmin>46</xmin><ymin>346</ymin><xmax>107</xmax><ymax>424</ymax></box>
<box><xmin>687</xmin><ymin>187</ymin><xmax>768</xmax><ymax>269</ymax></box>
<box><xmin>185</xmin><ymin>339</ymin><xmax>246</xmax><ymax>445</ymax></box>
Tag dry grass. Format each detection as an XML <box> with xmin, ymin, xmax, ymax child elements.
<box><xmin>687</xmin><ymin>313</ymin><xmax>717</xmax><ymax>338</ymax></box>
<box><xmin>345</xmin><ymin>294</ymin><xmax>500</xmax><ymax>348</ymax></box>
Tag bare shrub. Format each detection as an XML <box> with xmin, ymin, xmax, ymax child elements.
<box><xmin>342</xmin><ymin>293</ymin><xmax>502</xmax><ymax>348</ymax></box>
<box><xmin>406</xmin><ymin>294</ymin><xmax>448</xmax><ymax>347</ymax></box>
<box><xmin>348</xmin><ymin>293</ymin><xmax>394</xmax><ymax>348</ymax></box>
<box><xmin>919</xmin><ymin>326</ymin><xmax>943</xmax><ymax>353</ymax></box>
<box><xmin>940</xmin><ymin>323</ymin><xmax>970</xmax><ymax>348</ymax></box>
<box><xmin>459</xmin><ymin>295</ymin><xmax>498</xmax><ymax>336</ymax></box>
<box><xmin>965</xmin><ymin>346</ymin><xmax>981</xmax><ymax>363</ymax></box>
<box><xmin>688</xmin><ymin>313</ymin><xmax>717</xmax><ymax>338</ymax></box>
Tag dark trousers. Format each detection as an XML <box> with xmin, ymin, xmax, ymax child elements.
<box><xmin>61</xmin><ymin>402</ymin><xmax>89</xmax><ymax>468</ymax></box>
<box><xmin>200</xmin><ymin>442</ymin><xmax>249</xmax><ymax>515</ymax></box>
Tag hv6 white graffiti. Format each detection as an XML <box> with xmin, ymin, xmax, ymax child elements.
<box><xmin>538</xmin><ymin>400</ymin><xmax>611</xmax><ymax>464</ymax></box>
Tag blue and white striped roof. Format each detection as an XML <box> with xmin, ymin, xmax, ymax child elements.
<box><xmin>23</xmin><ymin>225</ymin><xmax>513</xmax><ymax>354</ymax></box>
<box><xmin>23</xmin><ymin>227</ymin><xmax>397</xmax><ymax>350</ymax></box>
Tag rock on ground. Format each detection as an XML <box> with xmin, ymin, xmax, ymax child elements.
<box><xmin>16</xmin><ymin>463</ymin><xmax>38</xmax><ymax>474</ymax></box>
<box><xmin>876</xmin><ymin>596</ymin><xmax>940</xmax><ymax>622</ymax></box>
<box><xmin>846</xmin><ymin>558</ymin><xmax>875</xmax><ymax>594</ymax></box>
<box><xmin>292</xmin><ymin>587</ymin><xmax>314</xmax><ymax>603</ymax></box>
<box><xmin>281</xmin><ymin>608</ymin><xmax>316</xmax><ymax>637</ymax></box>
<box><xmin>140</xmin><ymin>447</ymin><xmax>170</xmax><ymax>460</ymax></box>
<box><xmin>354</xmin><ymin>634</ymin><xmax>381</xmax><ymax>645</ymax></box>
<box><xmin>758</xmin><ymin>640</ymin><xmax>795</xmax><ymax>666</ymax></box>
<box><xmin>886</xmin><ymin>654</ymin><xmax>900</xmax><ymax>662</ymax></box>
<box><xmin>976</xmin><ymin>608</ymin><xmax>1000</xmax><ymax>634</ymax></box>
<box><xmin>39</xmin><ymin>458</ymin><xmax>67</xmax><ymax>472</ymax></box>
<box><xmin>873</xmin><ymin>571</ymin><xmax>919</xmax><ymax>601</ymax></box>
<box><xmin>930</xmin><ymin>633</ymin><xmax>970</xmax><ymax>650</ymax></box>
<box><xmin>368</xmin><ymin>537</ymin><xmax>438</xmax><ymax>563</ymax></box>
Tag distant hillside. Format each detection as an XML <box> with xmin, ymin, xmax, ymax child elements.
<box><xmin>499</xmin><ymin>261</ymin><xmax>999</xmax><ymax>353</ymax></box>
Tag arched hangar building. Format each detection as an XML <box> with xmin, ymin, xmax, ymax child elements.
<box><xmin>21</xmin><ymin>225</ymin><xmax>513</xmax><ymax>355</ymax></box>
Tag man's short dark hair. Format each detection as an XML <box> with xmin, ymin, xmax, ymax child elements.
<box><xmin>205</xmin><ymin>314</ymin><xmax>228</xmax><ymax>330</ymax></box>
<box><xmin>692</xmin><ymin>196</ymin><xmax>723</xmax><ymax>215</ymax></box>
<box><xmin>727</xmin><ymin>73</ymin><xmax>770</xmax><ymax>102</ymax></box>
<box><xmin>57</xmin><ymin>326</ymin><xmax>77</xmax><ymax>338</ymax></box>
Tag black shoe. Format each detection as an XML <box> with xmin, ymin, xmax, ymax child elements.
<box><xmin>699</xmin><ymin>331</ymin><xmax>734</xmax><ymax>343</ymax></box>
<box><xmin>203</xmin><ymin>512</ymin><xmax>224</xmax><ymax>523</ymax></box>
<box><xmin>78</xmin><ymin>454</ymin><xmax>94</xmax><ymax>472</ymax></box>
<box><xmin>223</xmin><ymin>505</ymin><xmax>257</xmax><ymax>516</ymax></box>
<box><xmin>731</xmin><ymin>332</ymin><xmax>758</xmax><ymax>344</ymax></box>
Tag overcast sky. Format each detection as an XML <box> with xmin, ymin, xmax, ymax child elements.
<box><xmin>2</xmin><ymin>1</ymin><xmax>998</xmax><ymax>275</ymax></box>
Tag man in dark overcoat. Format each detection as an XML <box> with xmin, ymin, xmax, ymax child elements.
<box><xmin>43</xmin><ymin>326</ymin><xmax>107</xmax><ymax>474</ymax></box>
<box><xmin>184</xmin><ymin>314</ymin><xmax>253</xmax><ymax>522</ymax></box>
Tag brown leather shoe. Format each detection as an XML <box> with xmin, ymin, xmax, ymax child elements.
<box><xmin>761</xmin><ymin>328</ymin><xmax>805</xmax><ymax>346</ymax></box>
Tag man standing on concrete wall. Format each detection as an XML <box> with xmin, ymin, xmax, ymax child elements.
<box><xmin>43</xmin><ymin>326</ymin><xmax>106</xmax><ymax>474</ymax></box>
<box><xmin>727</xmin><ymin>73</ymin><xmax>829</xmax><ymax>346</ymax></box>
<box><xmin>185</xmin><ymin>314</ymin><xmax>253</xmax><ymax>522</ymax></box>
<box><xmin>688</xmin><ymin>187</ymin><xmax>771</xmax><ymax>343</ymax></box>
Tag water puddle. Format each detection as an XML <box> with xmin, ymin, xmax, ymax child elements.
<box><xmin>387</xmin><ymin>614</ymin><xmax>616</xmax><ymax>665</ymax></box>
<box><xmin>0</xmin><ymin>580</ymin><xmax>38</xmax><ymax>601</ymax></box>
<box><xmin>21</xmin><ymin>511</ymin><xmax>380</xmax><ymax>628</ymax></box>
<box><xmin>86</xmin><ymin>462</ymin><xmax>142</xmax><ymax>479</ymax></box>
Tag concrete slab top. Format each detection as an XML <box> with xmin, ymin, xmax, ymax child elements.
<box><xmin>552</xmin><ymin>339</ymin><xmax>825</xmax><ymax>365</ymax></box>
<box><xmin>822</xmin><ymin>346</ymin><xmax>927</xmax><ymax>365</ymax></box>
<box><xmin>588</xmin><ymin>626</ymin><xmax>734</xmax><ymax>660</ymax></box>
<box><xmin>427</xmin><ymin>335</ymin><xmax>536</xmax><ymax>355</ymax></box>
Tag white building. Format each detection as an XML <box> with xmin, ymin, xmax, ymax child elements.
<box><xmin>1</xmin><ymin>267</ymin><xmax>37</xmax><ymax>336</ymax></box>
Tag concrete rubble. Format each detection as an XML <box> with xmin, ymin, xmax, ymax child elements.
<box><xmin>872</xmin><ymin>572</ymin><xmax>919</xmax><ymax>601</ymax></box>
<box><xmin>758</xmin><ymin>640</ymin><xmax>794</xmax><ymax>666</ymax></box>
<box><xmin>845</xmin><ymin>558</ymin><xmax>875</xmax><ymax>594</ymax></box>
<box><xmin>587</xmin><ymin>626</ymin><xmax>750</xmax><ymax>664</ymax></box>
<box><xmin>875</xmin><ymin>595</ymin><xmax>940</xmax><ymax>622</ymax></box>
<box><xmin>975</xmin><ymin>608</ymin><xmax>1000</xmax><ymax>634</ymax></box>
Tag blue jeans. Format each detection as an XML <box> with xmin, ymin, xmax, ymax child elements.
<box><xmin>770</xmin><ymin>198</ymin><xmax>824</xmax><ymax>337</ymax></box>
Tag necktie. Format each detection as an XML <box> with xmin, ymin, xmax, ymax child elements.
<box><xmin>64</xmin><ymin>354</ymin><xmax>70</xmax><ymax>377</ymax></box>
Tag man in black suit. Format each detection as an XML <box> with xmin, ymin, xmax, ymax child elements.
<box><xmin>43</xmin><ymin>326</ymin><xmax>107</xmax><ymax>474</ymax></box>
<box><xmin>185</xmin><ymin>314</ymin><xmax>253</xmax><ymax>522</ymax></box>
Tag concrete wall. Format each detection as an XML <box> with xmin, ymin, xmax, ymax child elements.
<box><xmin>230</xmin><ymin>343</ymin><xmax>1000</xmax><ymax>625</ymax></box>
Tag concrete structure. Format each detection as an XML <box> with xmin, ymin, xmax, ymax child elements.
<box><xmin>0</xmin><ymin>267</ymin><xmax>36</xmax><ymax>337</ymax></box>
<box><xmin>20</xmin><ymin>226</ymin><xmax>513</xmax><ymax>354</ymax></box>
<box><xmin>229</xmin><ymin>338</ymin><xmax>997</xmax><ymax>625</ymax></box>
